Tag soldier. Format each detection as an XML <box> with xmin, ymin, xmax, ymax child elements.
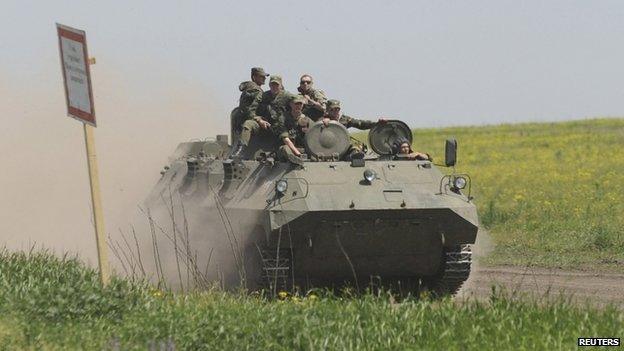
<box><xmin>393</xmin><ymin>137</ymin><xmax>432</xmax><ymax>161</ymax></box>
<box><xmin>232</xmin><ymin>75</ymin><xmax>291</xmax><ymax>158</ymax></box>
<box><xmin>231</xmin><ymin>67</ymin><xmax>269</xmax><ymax>157</ymax></box>
<box><xmin>297</xmin><ymin>74</ymin><xmax>327</xmax><ymax>121</ymax></box>
<box><xmin>274</xmin><ymin>95</ymin><xmax>312</xmax><ymax>165</ymax></box>
<box><xmin>322</xmin><ymin>99</ymin><xmax>387</xmax><ymax>159</ymax></box>
<box><xmin>252</xmin><ymin>75</ymin><xmax>292</xmax><ymax>126</ymax></box>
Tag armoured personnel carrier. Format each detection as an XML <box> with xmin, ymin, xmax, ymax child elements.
<box><xmin>147</xmin><ymin>118</ymin><xmax>478</xmax><ymax>296</ymax></box>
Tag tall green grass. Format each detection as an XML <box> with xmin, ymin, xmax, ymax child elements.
<box><xmin>1</xmin><ymin>250</ymin><xmax>622</xmax><ymax>350</ymax></box>
<box><xmin>409</xmin><ymin>118</ymin><xmax>624</xmax><ymax>270</ymax></box>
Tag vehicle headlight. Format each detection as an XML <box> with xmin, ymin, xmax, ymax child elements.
<box><xmin>363</xmin><ymin>169</ymin><xmax>376</xmax><ymax>182</ymax></box>
<box><xmin>453</xmin><ymin>176</ymin><xmax>467</xmax><ymax>189</ymax></box>
<box><xmin>276</xmin><ymin>179</ymin><xmax>288</xmax><ymax>193</ymax></box>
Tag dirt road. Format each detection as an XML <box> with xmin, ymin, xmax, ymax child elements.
<box><xmin>458</xmin><ymin>265</ymin><xmax>624</xmax><ymax>307</ymax></box>
<box><xmin>455</xmin><ymin>230</ymin><xmax>624</xmax><ymax>307</ymax></box>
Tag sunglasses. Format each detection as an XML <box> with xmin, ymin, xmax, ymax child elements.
<box><xmin>300</xmin><ymin>80</ymin><xmax>312</xmax><ymax>84</ymax></box>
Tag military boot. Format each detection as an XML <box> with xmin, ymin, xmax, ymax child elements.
<box><xmin>286</xmin><ymin>153</ymin><xmax>304</xmax><ymax>166</ymax></box>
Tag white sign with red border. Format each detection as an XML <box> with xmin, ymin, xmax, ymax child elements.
<box><xmin>56</xmin><ymin>23</ymin><xmax>96</xmax><ymax>126</ymax></box>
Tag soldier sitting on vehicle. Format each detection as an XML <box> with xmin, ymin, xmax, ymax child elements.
<box><xmin>252</xmin><ymin>75</ymin><xmax>292</xmax><ymax>126</ymax></box>
<box><xmin>231</xmin><ymin>67</ymin><xmax>269</xmax><ymax>157</ymax></box>
<box><xmin>321</xmin><ymin>99</ymin><xmax>387</xmax><ymax>160</ymax></box>
<box><xmin>297</xmin><ymin>74</ymin><xmax>327</xmax><ymax>121</ymax></box>
<box><xmin>392</xmin><ymin>137</ymin><xmax>432</xmax><ymax>161</ymax></box>
<box><xmin>274</xmin><ymin>95</ymin><xmax>312</xmax><ymax>165</ymax></box>
<box><xmin>232</xmin><ymin>75</ymin><xmax>291</xmax><ymax>158</ymax></box>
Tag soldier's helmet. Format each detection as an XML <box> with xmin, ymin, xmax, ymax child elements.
<box><xmin>392</xmin><ymin>137</ymin><xmax>411</xmax><ymax>154</ymax></box>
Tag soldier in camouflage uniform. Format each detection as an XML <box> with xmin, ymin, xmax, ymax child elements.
<box><xmin>274</xmin><ymin>95</ymin><xmax>312</xmax><ymax>165</ymax></box>
<box><xmin>322</xmin><ymin>99</ymin><xmax>387</xmax><ymax>160</ymax></box>
<box><xmin>252</xmin><ymin>75</ymin><xmax>292</xmax><ymax>126</ymax></box>
<box><xmin>233</xmin><ymin>75</ymin><xmax>292</xmax><ymax>158</ymax></box>
<box><xmin>297</xmin><ymin>74</ymin><xmax>327</xmax><ymax>121</ymax></box>
<box><xmin>231</xmin><ymin>67</ymin><xmax>269</xmax><ymax>157</ymax></box>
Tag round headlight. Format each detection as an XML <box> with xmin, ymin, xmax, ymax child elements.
<box><xmin>276</xmin><ymin>179</ymin><xmax>288</xmax><ymax>193</ymax></box>
<box><xmin>363</xmin><ymin>169</ymin><xmax>376</xmax><ymax>182</ymax></box>
<box><xmin>453</xmin><ymin>176</ymin><xmax>467</xmax><ymax>189</ymax></box>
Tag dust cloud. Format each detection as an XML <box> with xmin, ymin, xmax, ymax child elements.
<box><xmin>120</xmin><ymin>190</ymin><xmax>265</xmax><ymax>291</ymax></box>
<box><xmin>471</xmin><ymin>227</ymin><xmax>495</xmax><ymax>261</ymax></box>
<box><xmin>464</xmin><ymin>227</ymin><xmax>495</xmax><ymax>279</ymax></box>
<box><xmin>0</xmin><ymin>63</ymin><xmax>227</xmax><ymax>270</ymax></box>
<box><xmin>457</xmin><ymin>227</ymin><xmax>495</xmax><ymax>298</ymax></box>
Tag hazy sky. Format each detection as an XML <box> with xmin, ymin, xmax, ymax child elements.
<box><xmin>3</xmin><ymin>0</ymin><xmax>624</xmax><ymax>127</ymax></box>
<box><xmin>1</xmin><ymin>1</ymin><xmax>623</xmax><ymax>258</ymax></box>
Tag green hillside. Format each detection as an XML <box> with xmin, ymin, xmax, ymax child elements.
<box><xmin>409</xmin><ymin>118</ymin><xmax>624</xmax><ymax>270</ymax></box>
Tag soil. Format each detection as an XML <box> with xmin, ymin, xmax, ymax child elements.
<box><xmin>457</xmin><ymin>265</ymin><xmax>624</xmax><ymax>307</ymax></box>
<box><xmin>455</xmin><ymin>230</ymin><xmax>624</xmax><ymax>307</ymax></box>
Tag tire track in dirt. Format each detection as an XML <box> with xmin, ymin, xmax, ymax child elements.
<box><xmin>458</xmin><ymin>265</ymin><xmax>624</xmax><ymax>307</ymax></box>
<box><xmin>456</xmin><ymin>230</ymin><xmax>624</xmax><ymax>307</ymax></box>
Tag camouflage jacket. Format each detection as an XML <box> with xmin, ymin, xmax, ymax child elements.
<box><xmin>335</xmin><ymin>114</ymin><xmax>376</xmax><ymax>130</ymax></box>
<box><xmin>252</xmin><ymin>90</ymin><xmax>292</xmax><ymax>124</ymax></box>
<box><xmin>297</xmin><ymin>87</ymin><xmax>327</xmax><ymax>121</ymax></box>
<box><xmin>237</xmin><ymin>81</ymin><xmax>263</xmax><ymax>121</ymax></box>
<box><xmin>274</xmin><ymin>112</ymin><xmax>310</xmax><ymax>147</ymax></box>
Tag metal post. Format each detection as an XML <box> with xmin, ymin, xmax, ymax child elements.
<box><xmin>83</xmin><ymin>123</ymin><xmax>110</xmax><ymax>286</ymax></box>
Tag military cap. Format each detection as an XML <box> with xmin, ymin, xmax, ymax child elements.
<box><xmin>251</xmin><ymin>67</ymin><xmax>269</xmax><ymax>77</ymax></box>
<box><xmin>269</xmin><ymin>75</ymin><xmax>283</xmax><ymax>85</ymax></box>
<box><xmin>327</xmin><ymin>99</ymin><xmax>341</xmax><ymax>109</ymax></box>
<box><xmin>291</xmin><ymin>95</ymin><xmax>306</xmax><ymax>104</ymax></box>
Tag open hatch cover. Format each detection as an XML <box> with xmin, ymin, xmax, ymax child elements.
<box><xmin>305</xmin><ymin>121</ymin><xmax>350</xmax><ymax>158</ymax></box>
<box><xmin>368</xmin><ymin>120</ymin><xmax>413</xmax><ymax>155</ymax></box>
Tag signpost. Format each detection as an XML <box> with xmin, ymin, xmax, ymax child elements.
<box><xmin>57</xmin><ymin>23</ymin><xmax>110</xmax><ymax>286</ymax></box>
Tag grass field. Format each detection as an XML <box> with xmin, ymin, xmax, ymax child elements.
<box><xmin>406</xmin><ymin>118</ymin><xmax>624</xmax><ymax>271</ymax></box>
<box><xmin>1</xmin><ymin>250</ymin><xmax>622</xmax><ymax>350</ymax></box>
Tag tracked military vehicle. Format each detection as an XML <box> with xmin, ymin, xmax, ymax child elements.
<box><xmin>148</xmin><ymin>118</ymin><xmax>478</xmax><ymax>296</ymax></box>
